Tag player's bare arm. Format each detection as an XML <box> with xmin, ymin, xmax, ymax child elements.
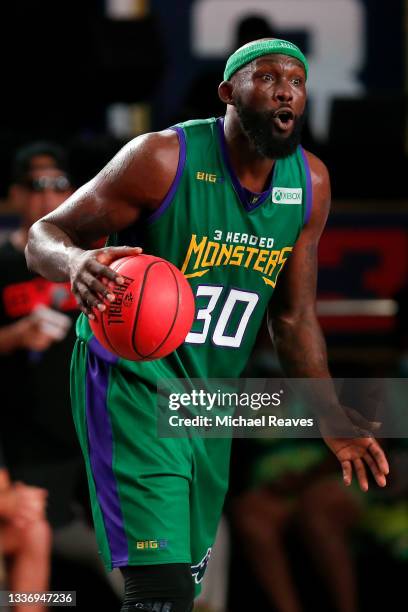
<box><xmin>25</xmin><ymin>130</ymin><xmax>180</xmax><ymax>318</ymax></box>
<box><xmin>268</xmin><ymin>151</ymin><xmax>389</xmax><ymax>491</ymax></box>
<box><xmin>267</xmin><ymin>151</ymin><xmax>331</xmax><ymax>378</ymax></box>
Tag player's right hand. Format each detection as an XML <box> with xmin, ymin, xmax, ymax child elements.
<box><xmin>2</xmin><ymin>482</ymin><xmax>48</xmax><ymax>528</ymax></box>
<box><xmin>68</xmin><ymin>246</ymin><xmax>143</xmax><ymax>319</ymax></box>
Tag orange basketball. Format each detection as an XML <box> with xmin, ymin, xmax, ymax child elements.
<box><xmin>89</xmin><ymin>255</ymin><xmax>195</xmax><ymax>361</ymax></box>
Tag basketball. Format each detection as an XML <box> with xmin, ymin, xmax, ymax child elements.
<box><xmin>89</xmin><ymin>255</ymin><xmax>195</xmax><ymax>361</ymax></box>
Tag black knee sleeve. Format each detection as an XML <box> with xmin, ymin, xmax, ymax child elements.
<box><xmin>119</xmin><ymin>563</ymin><xmax>194</xmax><ymax>612</ymax></box>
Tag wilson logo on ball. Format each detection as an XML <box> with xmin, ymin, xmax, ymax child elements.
<box><xmin>106</xmin><ymin>277</ymin><xmax>133</xmax><ymax>325</ymax></box>
<box><xmin>123</xmin><ymin>293</ymin><xmax>134</xmax><ymax>307</ymax></box>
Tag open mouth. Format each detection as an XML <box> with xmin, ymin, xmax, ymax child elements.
<box><xmin>272</xmin><ymin>109</ymin><xmax>295</xmax><ymax>131</ymax></box>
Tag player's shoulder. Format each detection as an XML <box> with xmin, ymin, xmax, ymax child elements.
<box><xmin>136</xmin><ymin>128</ymin><xmax>180</xmax><ymax>149</ymax></box>
<box><xmin>301</xmin><ymin>150</ymin><xmax>331</xmax><ymax>230</ymax></box>
<box><xmin>117</xmin><ymin>118</ymin><xmax>216</xmax><ymax>168</ymax></box>
<box><xmin>124</xmin><ymin>128</ymin><xmax>180</xmax><ymax>166</ymax></box>
<box><xmin>302</xmin><ymin>149</ymin><xmax>330</xmax><ymax>190</ymax></box>
<box><xmin>99</xmin><ymin>128</ymin><xmax>180</xmax><ymax>195</ymax></box>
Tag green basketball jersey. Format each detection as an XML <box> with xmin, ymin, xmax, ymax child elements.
<box><xmin>77</xmin><ymin>117</ymin><xmax>312</xmax><ymax>380</ymax></box>
<box><xmin>72</xmin><ymin>117</ymin><xmax>313</xmax><ymax>577</ymax></box>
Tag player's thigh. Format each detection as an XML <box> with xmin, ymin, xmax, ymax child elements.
<box><xmin>71</xmin><ymin>343</ymin><xmax>194</xmax><ymax>570</ymax></box>
<box><xmin>123</xmin><ymin>473</ymin><xmax>192</xmax><ymax>567</ymax></box>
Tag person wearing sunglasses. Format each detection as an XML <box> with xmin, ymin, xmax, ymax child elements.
<box><xmin>0</xmin><ymin>142</ymin><xmax>78</xmax><ymax>610</ymax></box>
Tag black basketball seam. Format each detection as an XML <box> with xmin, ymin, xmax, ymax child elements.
<box><xmin>131</xmin><ymin>261</ymin><xmax>162</xmax><ymax>358</ymax></box>
<box><xmin>147</xmin><ymin>263</ymin><xmax>181</xmax><ymax>359</ymax></box>
<box><xmin>133</xmin><ymin>262</ymin><xmax>180</xmax><ymax>359</ymax></box>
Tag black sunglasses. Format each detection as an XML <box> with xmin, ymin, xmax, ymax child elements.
<box><xmin>22</xmin><ymin>175</ymin><xmax>71</xmax><ymax>193</ymax></box>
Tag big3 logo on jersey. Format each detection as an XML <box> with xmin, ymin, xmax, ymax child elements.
<box><xmin>181</xmin><ymin>232</ymin><xmax>293</xmax><ymax>288</ymax></box>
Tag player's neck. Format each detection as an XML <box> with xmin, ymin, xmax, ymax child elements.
<box><xmin>223</xmin><ymin>114</ymin><xmax>275</xmax><ymax>193</ymax></box>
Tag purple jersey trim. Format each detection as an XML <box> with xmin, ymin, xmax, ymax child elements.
<box><xmin>146</xmin><ymin>126</ymin><xmax>187</xmax><ymax>224</ymax></box>
<box><xmin>216</xmin><ymin>117</ymin><xmax>275</xmax><ymax>212</ymax></box>
<box><xmin>300</xmin><ymin>146</ymin><xmax>313</xmax><ymax>225</ymax></box>
<box><xmin>85</xmin><ymin>349</ymin><xmax>129</xmax><ymax>566</ymax></box>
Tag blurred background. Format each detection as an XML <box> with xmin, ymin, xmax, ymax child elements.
<box><xmin>0</xmin><ymin>1</ymin><xmax>407</xmax><ymax>611</ymax></box>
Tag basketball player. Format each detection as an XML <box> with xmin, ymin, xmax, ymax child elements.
<box><xmin>25</xmin><ymin>39</ymin><xmax>389</xmax><ymax>612</ymax></box>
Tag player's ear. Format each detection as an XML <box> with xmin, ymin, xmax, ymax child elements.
<box><xmin>218</xmin><ymin>80</ymin><xmax>234</xmax><ymax>105</ymax></box>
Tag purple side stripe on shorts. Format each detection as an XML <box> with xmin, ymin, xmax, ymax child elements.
<box><xmin>89</xmin><ymin>336</ymin><xmax>118</xmax><ymax>364</ymax></box>
<box><xmin>85</xmin><ymin>349</ymin><xmax>129</xmax><ymax>565</ymax></box>
<box><xmin>300</xmin><ymin>146</ymin><xmax>313</xmax><ymax>225</ymax></box>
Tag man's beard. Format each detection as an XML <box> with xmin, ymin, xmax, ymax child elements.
<box><xmin>235</xmin><ymin>98</ymin><xmax>305</xmax><ymax>159</ymax></box>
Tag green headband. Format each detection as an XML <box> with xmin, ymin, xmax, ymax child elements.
<box><xmin>224</xmin><ymin>39</ymin><xmax>309</xmax><ymax>81</ymax></box>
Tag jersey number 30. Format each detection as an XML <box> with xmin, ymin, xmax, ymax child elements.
<box><xmin>185</xmin><ymin>285</ymin><xmax>259</xmax><ymax>348</ymax></box>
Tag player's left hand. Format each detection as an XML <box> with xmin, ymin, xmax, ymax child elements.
<box><xmin>323</xmin><ymin>436</ymin><xmax>389</xmax><ymax>492</ymax></box>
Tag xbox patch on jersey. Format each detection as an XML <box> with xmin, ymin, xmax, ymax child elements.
<box><xmin>272</xmin><ymin>187</ymin><xmax>302</xmax><ymax>205</ymax></box>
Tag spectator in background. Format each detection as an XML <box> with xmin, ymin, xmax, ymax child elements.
<box><xmin>0</xmin><ymin>439</ymin><xmax>51</xmax><ymax>612</ymax></box>
<box><xmin>228</xmin><ymin>351</ymin><xmax>362</xmax><ymax>612</ymax></box>
<box><xmin>231</xmin><ymin>439</ymin><xmax>361</xmax><ymax>612</ymax></box>
<box><xmin>0</xmin><ymin>142</ymin><xmax>81</xmax><ymax>535</ymax></box>
<box><xmin>0</xmin><ymin>144</ymin><xmax>123</xmax><ymax>604</ymax></box>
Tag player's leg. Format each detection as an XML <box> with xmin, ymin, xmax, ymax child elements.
<box><xmin>70</xmin><ymin>340</ymin><xmax>195</xmax><ymax>607</ymax></box>
<box><xmin>119</xmin><ymin>563</ymin><xmax>194</xmax><ymax>612</ymax></box>
<box><xmin>1</xmin><ymin>519</ymin><xmax>52</xmax><ymax>612</ymax></box>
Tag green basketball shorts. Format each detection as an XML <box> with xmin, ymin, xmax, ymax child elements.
<box><xmin>70</xmin><ymin>338</ymin><xmax>231</xmax><ymax>595</ymax></box>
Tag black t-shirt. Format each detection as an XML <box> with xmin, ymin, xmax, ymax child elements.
<box><xmin>0</xmin><ymin>239</ymin><xmax>80</xmax><ymax>467</ymax></box>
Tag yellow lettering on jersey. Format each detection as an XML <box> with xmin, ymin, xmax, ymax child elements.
<box><xmin>215</xmin><ymin>243</ymin><xmax>234</xmax><ymax>266</ymax></box>
<box><xmin>243</xmin><ymin>247</ymin><xmax>259</xmax><ymax>268</ymax></box>
<box><xmin>202</xmin><ymin>241</ymin><xmax>220</xmax><ymax>267</ymax></box>
<box><xmin>181</xmin><ymin>235</ymin><xmax>293</xmax><ymax>287</ymax></box>
<box><xmin>262</xmin><ymin>276</ymin><xmax>276</xmax><ymax>288</ymax></box>
<box><xmin>253</xmin><ymin>249</ymin><xmax>270</xmax><ymax>273</ymax></box>
<box><xmin>184</xmin><ymin>269</ymin><xmax>210</xmax><ymax>279</ymax></box>
<box><xmin>181</xmin><ymin>234</ymin><xmax>208</xmax><ymax>273</ymax></box>
<box><xmin>230</xmin><ymin>245</ymin><xmax>245</xmax><ymax>266</ymax></box>
<box><xmin>136</xmin><ymin>540</ymin><xmax>160</xmax><ymax>550</ymax></box>
<box><xmin>278</xmin><ymin>246</ymin><xmax>293</xmax><ymax>266</ymax></box>
<box><xmin>196</xmin><ymin>172</ymin><xmax>217</xmax><ymax>183</ymax></box>
<box><xmin>263</xmin><ymin>251</ymin><xmax>280</xmax><ymax>276</ymax></box>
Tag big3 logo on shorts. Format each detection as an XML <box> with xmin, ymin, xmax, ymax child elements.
<box><xmin>136</xmin><ymin>539</ymin><xmax>168</xmax><ymax>550</ymax></box>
